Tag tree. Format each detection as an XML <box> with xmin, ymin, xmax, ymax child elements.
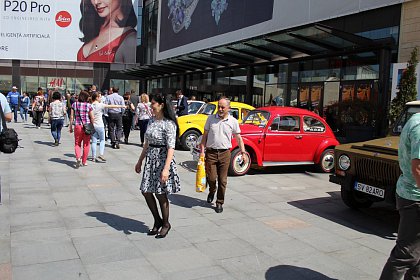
<box><xmin>390</xmin><ymin>47</ymin><xmax>418</xmax><ymax>124</ymax></box>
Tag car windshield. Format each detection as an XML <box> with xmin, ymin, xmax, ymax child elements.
<box><xmin>197</xmin><ymin>103</ymin><xmax>216</xmax><ymax>115</ymax></box>
<box><xmin>242</xmin><ymin>110</ymin><xmax>270</xmax><ymax>127</ymax></box>
<box><xmin>393</xmin><ymin>106</ymin><xmax>420</xmax><ymax>134</ymax></box>
<box><xmin>188</xmin><ymin>102</ymin><xmax>203</xmax><ymax>114</ymax></box>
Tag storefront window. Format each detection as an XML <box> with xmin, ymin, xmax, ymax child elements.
<box><xmin>216</xmin><ymin>70</ymin><xmax>230</xmax><ymax>85</ymax></box>
<box><xmin>0</xmin><ymin>76</ymin><xmax>12</xmax><ymax>94</ymax></box>
<box><xmin>21</xmin><ymin>76</ymin><xmax>39</xmax><ymax>95</ymax></box>
<box><xmin>265</xmin><ymin>84</ymin><xmax>286</xmax><ymax>106</ymax></box>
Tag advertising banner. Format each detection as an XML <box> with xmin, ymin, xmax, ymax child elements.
<box><xmin>157</xmin><ymin>0</ymin><xmax>405</xmax><ymax>61</ymax></box>
<box><xmin>0</xmin><ymin>0</ymin><xmax>138</xmax><ymax>63</ymax></box>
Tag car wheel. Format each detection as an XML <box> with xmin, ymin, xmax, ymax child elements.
<box><xmin>341</xmin><ymin>185</ymin><xmax>374</xmax><ymax>209</ymax></box>
<box><xmin>228</xmin><ymin>149</ymin><xmax>251</xmax><ymax>176</ymax></box>
<box><xmin>317</xmin><ymin>149</ymin><xmax>335</xmax><ymax>173</ymax></box>
<box><xmin>180</xmin><ymin>130</ymin><xmax>200</xmax><ymax>150</ymax></box>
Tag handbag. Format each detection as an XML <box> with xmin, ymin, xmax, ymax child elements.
<box><xmin>76</xmin><ymin>102</ymin><xmax>95</xmax><ymax>135</ymax></box>
<box><xmin>0</xmin><ymin>103</ymin><xmax>19</xmax><ymax>153</ymax></box>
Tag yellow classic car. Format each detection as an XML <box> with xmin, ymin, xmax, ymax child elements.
<box><xmin>177</xmin><ymin>101</ymin><xmax>255</xmax><ymax>150</ymax></box>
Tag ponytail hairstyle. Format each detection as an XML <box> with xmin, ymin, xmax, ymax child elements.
<box><xmin>150</xmin><ymin>93</ymin><xmax>179</xmax><ymax>137</ymax></box>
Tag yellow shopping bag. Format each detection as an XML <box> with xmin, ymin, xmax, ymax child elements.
<box><xmin>196</xmin><ymin>155</ymin><xmax>207</xmax><ymax>192</ymax></box>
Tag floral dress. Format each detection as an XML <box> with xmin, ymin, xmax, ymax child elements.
<box><xmin>140</xmin><ymin>118</ymin><xmax>181</xmax><ymax>194</ymax></box>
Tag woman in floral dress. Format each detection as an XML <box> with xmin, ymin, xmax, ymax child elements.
<box><xmin>135</xmin><ymin>93</ymin><xmax>180</xmax><ymax>239</ymax></box>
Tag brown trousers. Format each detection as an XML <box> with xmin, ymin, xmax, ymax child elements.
<box><xmin>205</xmin><ymin>150</ymin><xmax>231</xmax><ymax>205</ymax></box>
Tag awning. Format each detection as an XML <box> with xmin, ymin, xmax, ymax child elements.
<box><xmin>122</xmin><ymin>23</ymin><xmax>396</xmax><ymax>79</ymax></box>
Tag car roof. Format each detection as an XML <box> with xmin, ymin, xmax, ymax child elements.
<box><xmin>254</xmin><ymin>106</ymin><xmax>321</xmax><ymax>117</ymax></box>
<box><xmin>209</xmin><ymin>101</ymin><xmax>254</xmax><ymax>109</ymax></box>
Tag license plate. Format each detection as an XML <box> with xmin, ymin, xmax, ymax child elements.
<box><xmin>354</xmin><ymin>182</ymin><xmax>385</xmax><ymax>198</ymax></box>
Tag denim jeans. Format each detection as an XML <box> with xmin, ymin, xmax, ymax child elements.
<box><xmin>91</xmin><ymin>126</ymin><xmax>105</xmax><ymax>158</ymax></box>
<box><xmin>50</xmin><ymin>119</ymin><xmax>64</xmax><ymax>142</ymax></box>
<box><xmin>11</xmin><ymin>104</ymin><xmax>19</xmax><ymax>122</ymax></box>
<box><xmin>19</xmin><ymin>106</ymin><xmax>28</xmax><ymax>122</ymax></box>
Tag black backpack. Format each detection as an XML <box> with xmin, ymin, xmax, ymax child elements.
<box><xmin>0</xmin><ymin>103</ymin><xmax>19</xmax><ymax>153</ymax></box>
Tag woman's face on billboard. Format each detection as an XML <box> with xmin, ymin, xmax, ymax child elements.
<box><xmin>91</xmin><ymin>0</ymin><xmax>121</xmax><ymax>19</ymax></box>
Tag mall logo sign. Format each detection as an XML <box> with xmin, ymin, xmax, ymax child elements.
<box><xmin>55</xmin><ymin>11</ymin><xmax>71</xmax><ymax>28</ymax></box>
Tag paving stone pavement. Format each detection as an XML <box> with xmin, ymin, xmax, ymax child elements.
<box><xmin>0</xmin><ymin>121</ymin><xmax>399</xmax><ymax>280</ymax></box>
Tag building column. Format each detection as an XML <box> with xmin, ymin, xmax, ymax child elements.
<box><xmin>245</xmin><ymin>66</ymin><xmax>253</xmax><ymax>104</ymax></box>
<box><xmin>12</xmin><ymin>60</ymin><xmax>20</xmax><ymax>88</ymax></box>
<box><xmin>378</xmin><ymin>48</ymin><xmax>392</xmax><ymax>137</ymax></box>
<box><xmin>93</xmin><ymin>63</ymin><xmax>110</xmax><ymax>91</ymax></box>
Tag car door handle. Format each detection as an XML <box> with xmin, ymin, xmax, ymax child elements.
<box><xmin>295</xmin><ymin>135</ymin><xmax>302</xmax><ymax>139</ymax></box>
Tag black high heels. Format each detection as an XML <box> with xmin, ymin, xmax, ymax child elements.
<box><xmin>147</xmin><ymin>220</ymin><xmax>163</xmax><ymax>236</ymax></box>
<box><xmin>155</xmin><ymin>224</ymin><xmax>171</xmax><ymax>239</ymax></box>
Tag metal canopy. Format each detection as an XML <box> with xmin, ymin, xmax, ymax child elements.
<box><xmin>123</xmin><ymin>23</ymin><xmax>396</xmax><ymax>79</ymax></box>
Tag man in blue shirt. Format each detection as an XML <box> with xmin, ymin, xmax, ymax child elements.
<box><xmin>7</xmin><ymin>86</ymin><xmax>21</xmax><ymax>122</ymax></box>
<box><xmin>380</xmin><ymin>113</ymin><xmax>420</xmax><ymax>279</ymax></box>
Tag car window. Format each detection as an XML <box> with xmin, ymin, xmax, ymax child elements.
<box><xmin>243</xmin><ymin>110</ymin><xmax>270</xmax><ymax>127</ymax></box>
<box><xmin>198</xmin><ymin>103</ymin><xmax>216</xmax><ymax>115</ymax></box>
<box><xmin>303</xmin><ymin>116</ymin><xmax>326</xmax><ymax>132</ymax></box>
<box><xmin>393</xmin><ymin>106</ymin><xmax>420</xmax><ymax>134</ymax></box>
<box><xmin>188</xmin><ymin>102</ymin><xmax>203</xmax><ymax>114</ymax></box>
<box><xmin>230</xmin><ymin>108</ymin><xmax>239</xmax><ymax>119</ymax></box>
<box><xmin>241</xmin><ymin>108</ymin><xmax>251</xmax><ymax>120</ymax></box>
<box><xmin>277</xmin><ymin>116</ymin><xmax>300</xmax><ymax>132</ymax></box>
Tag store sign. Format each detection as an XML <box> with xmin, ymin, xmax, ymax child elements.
<box><xmin>0</xmin><ymin>0</ymin><xmax>138</xmax><ymax>63</ymax></box>
<box><xmin>391</xmin><ymin>63</ymin><xmax>420</xmax><ymax>100</ymax></box>
<box><xmin>157</xmin><ymin>0</ymin><xmax>406</xmax><ymax>60</ymax></box>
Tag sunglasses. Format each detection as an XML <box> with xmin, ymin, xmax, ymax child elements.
<box><xmin>218</xmin><ymin>106</ymin><xmax>228</xmax><ymax>109</ymax></box>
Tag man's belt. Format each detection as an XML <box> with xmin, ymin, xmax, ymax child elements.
<box><xmin>207</xmin><ymin>148</ymin><xmax>229</xmax><ymax>152</ymax></box>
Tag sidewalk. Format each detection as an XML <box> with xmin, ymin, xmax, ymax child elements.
<box><xmin>0</xmin><ymin>121</ymin><xmax>397</xmax><ymax>280</ymax></box>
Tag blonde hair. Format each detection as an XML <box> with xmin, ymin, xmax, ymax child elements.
<box><xmin>140</xmin><ymin>93</ymin><xmax>149</xmax><ymax>103</ymax></box>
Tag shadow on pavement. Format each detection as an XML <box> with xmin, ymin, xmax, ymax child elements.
<box><xmin>287</xmin><ymin>191</ymin><xmax>398</xmax><ymax>240</ymax></box>
<box><xmin>64</xmin><ymin>153</ymin><xmax>75</xmax><ymax>158</ymax></box>
<box><xmin>169</xmin><ymin>194</ymin><xmax>213</xmax><ymax>209</ymax></box>
<box><xmin>49</xmin><ymin>157</ymin><xmax>76</xmax><ymax>168</ymax></box>
<box><xmin>179</xmin><ymin>161</ymin><xmax>197</xmax><ymax>172</ymax></box>
<box><xmin>247</xmin><ymin>165</ymin><xmax>318</xmax><ymax>176</ymax></box>
<box><xmin>34</xmin><ymin>140</ymin><xmax>54</xmax><ymax>146</ymax></box>
<box><xmin>266</xmin><ymin>265</ymin><xmax>338</xmax><ymax>280</ymax></box>
<box><xmin>85</xmin><ymin>211</ymin><xmax>148</xmax><ymax>235</ymax></box>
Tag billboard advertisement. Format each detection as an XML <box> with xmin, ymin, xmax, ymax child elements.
<box><xmin>157</xmin><ymin>0</ymin><xmax>406</xmax><ymax>61</ymax></box>
<box><xmin>0</xmin><ymin>0</ymin><xmax>138</xmax><ymax>63</ymax></box>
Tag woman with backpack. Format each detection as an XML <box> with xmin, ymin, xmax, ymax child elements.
<box><xmin>32</xmin><ymin>88</ymin><xmax>45</xmax><ymax>129</ymax></box>
<box><xmin>122</xmin><ymin>92</ymin><xmax>135</xmax><ymax>144</ymax></box>
<box><xmin>48</xmin><ymin>92</ymin><xmax>67</xmax><ymax>146</ymax></box>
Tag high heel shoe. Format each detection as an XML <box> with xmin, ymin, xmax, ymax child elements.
<box><xmin>155</xmin><ymin>224</ymin><xmax>171</xmax><ymax>239</ymax></box>
<box><xmin>147</xmin><ymin>220</ymin><xmax>163</xmax><ymax>236</ymax></box>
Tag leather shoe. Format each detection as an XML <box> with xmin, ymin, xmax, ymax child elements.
<box><xmin>215</xmin><ymin>203</ymin><xmax>223</xmax><ymax>213</ymax></box>
<box><xmin>207</xmin><ymin>193</ymin><xmax>214</xmax><ymax>203</ymax></box>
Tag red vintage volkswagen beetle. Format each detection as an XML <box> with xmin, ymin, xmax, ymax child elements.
<box><xmin>192</xmin><ymin>106</ymin><xmax>340</xmax><ymax>176</ymax></box>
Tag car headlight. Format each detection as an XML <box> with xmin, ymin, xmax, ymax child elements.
<box><xmin>338</xmin><ymin>155</ymin><xmax>351</xmax><ymax>171</ymax></box>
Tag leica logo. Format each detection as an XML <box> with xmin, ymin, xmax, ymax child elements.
<box><xmin>55</xmin><ymin>11</ymin><xmax>72</xmax><ymax>27</ymax></box>
<box><xmin>57</xmin><ymin>15</ymin><xmax>70</xmax><ymax>22</ymax></box>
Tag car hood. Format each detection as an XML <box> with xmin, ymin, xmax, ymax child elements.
<box><xmin>177</xmin><ymin>114</ymin><xmax>209</xmax><ymax>124</ymax></box>
<box><xmin>337</xmin><ymin>136</ymin><xmax>399</xmax><ymax>156</ymax></box>
<box><xmin>240</xmin><ymin>124</ymin><xmax>264</xmax><ymax>134</ymax></box>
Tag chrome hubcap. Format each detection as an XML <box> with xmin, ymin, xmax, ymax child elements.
<box><xmin>185</xmin><ymin>134</ymin><xmax>198</xmax><ymax>149</ymax></box>
<box><xmin>233</xmin><ymin>153</ymin><xmax>249</xmax><ymax>174</ymax></box>
<box><xmin>322</xmin><ymin>153</ymin><xmax>334</xmax><ymax>171</ymax></box>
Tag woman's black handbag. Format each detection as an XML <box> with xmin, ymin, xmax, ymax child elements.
<box><xmin>0</xmin><ymin>103</ymin><xmax>19</xmax><ymax>153</ymax></box>
<box><xmin>83</xmin><ymin>123</ymin><xmax>95</xmax><ymax>135</ymax></box>
<box><xmin>76</xmin><ymin>103</ymin><xmax>95</xmax><ymax>135</ymax></box>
